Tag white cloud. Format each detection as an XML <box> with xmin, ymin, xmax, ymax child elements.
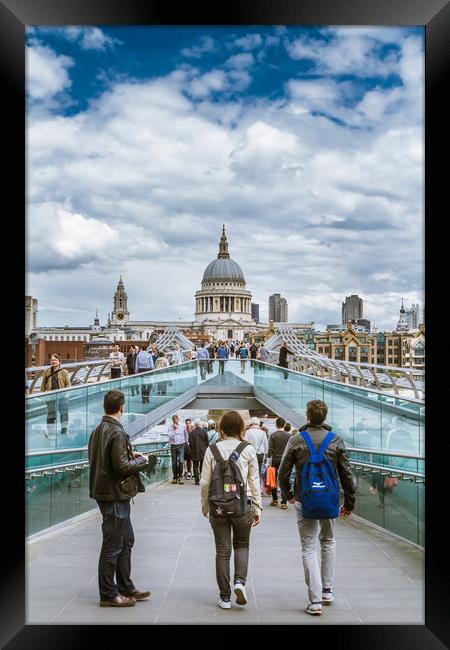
<box><xmin>27</xmin><ymin>29</ymin><xmax>424</xmax><ymax>330</ymax></box>
<box><xmin>225</xmin><ymin>53</ymin><xmax>255</xmax><ymax>69</ymax></box>
<box><xmin>26</xmin><ymin>42</ymin><xmax>74</xmax><ymax>100</ymax></box>
<box><xmin>181</xmin><ymin>36</ymin><xmax>216</xmax><ymax>58</ymax></box>
<box><xmin>232</xmin><ymin>34</ymin><xmax>263</xmax><ymax>50</ymax></box>
<box><xmin>63</xmin><ymin>26</ymin><xmax>121</xmax><ymax>50</ymax></box>
<box><xmin>286</xmin><ymin>27</ymin><xmax>407</xmax><ymax>78</ymax></box>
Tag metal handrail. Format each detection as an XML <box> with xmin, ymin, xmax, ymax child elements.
<box><xmin>25</xmin><ymin>359</ymin><xmax>197</xmax><ymax>398</ymax></box>
<box><xmin>347</xmin><ymin>446</ymin><xmax>424</xmax><ymax>460</ymax></box>
<box><xmin>26</xmin><ymin>444</ymin><xmax>169</xmax><ymax>458</ymax></box>
<box><xmin>349</xmin><ymin>459</ymin><xmax>425</xmax><ymax>482</ymax></box>
<box><xmin>252</xmin><ymin>359</ymin><xmax>425</xmax><ymax>405</ymax></box>
<box><xmin>25</xmin><ymin>446</ymin><xmax>171</xmax><ymax>477</ymax></box>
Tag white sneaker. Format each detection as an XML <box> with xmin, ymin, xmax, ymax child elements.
<box><xmin>306</xmin><ymin>602</ymin><xmax>322</xmax><ymax>615</ymax></box>
<box><xmin>218</xmin><ymin>598</ymin><xmax>231</xmax><ymax>609</ymax></box>
<box><xmin>234</xmin><ymin>582</ymin><xmax>247</xmax><ymax>605</ymax></box>
<box><xmin>322</xmin><ymin>590</ymin><xmax>334</xmax><ymax>604</ymax></box>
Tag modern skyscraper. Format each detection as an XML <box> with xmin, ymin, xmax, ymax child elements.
<box><xmin>251</xmin><ymin>303</ymin><xmax>260</xmax><ymax>323</ymax></box>
<box><xmin>269</xmin><ymin>293</ymin><xmax>288</xmax><ymax>322</ymax></box>
<box><xmin>342</xmin><ymin>295</ymin><xmax>363</xmax><ymax>325</ymax></box>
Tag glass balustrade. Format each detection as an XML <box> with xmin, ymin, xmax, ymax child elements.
<box><xmin>252</xmin><ymin>361</ymin><xmax>424</xmax><ymax>456</ymax></box>
<box><xmin>26</xmin><ymin>357</ymin><xmax>424</xmax><ymax>544</ymax></box>
<box><xmin>26</xmin><ymin>442</ymin><xmax>171</xmax><ymax>537</ymax></box>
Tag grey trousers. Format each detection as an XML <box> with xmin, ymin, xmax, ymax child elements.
<box><xmin>209</xmin><ymin>511</ymin><xmax>253</xmax><ymax>599</ymax></box>
<box><xmin>294</xmin><ymin>501</ymin><xmax>336</xmax><ymax>604</ymax></box>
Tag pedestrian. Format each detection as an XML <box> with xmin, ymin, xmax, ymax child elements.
<box><xmin>184</xmin><ymin>418</ymin><xmax>194</xmax><ymax>479</ymax></box>
<box><xmin>278</xmin><ymin>399</ymin><xmax>356</xmax><ymax>616</ymax></box>
<box><xmin>238</xmin><ymin>342</ymin><xmax>248</xmax><ymax>373</ymax></box>
<box><xmin>208</xmin><ymin>420</ymin><xmax>219</xmax><ymax>445</ymax></box>
<box><xmin>109</xmin><ymin>344</ymin><xmax>125</xmax><ymax>379</ymax></box>
<box><xmin>200</xmin><ymin>410</ymin><xmax>262</xmax><ymax>609</ymax></box>
<box><xmin>267</xmin><ymin>416</ymin><xmax>290</xmax><ymax>509</ymax></box>
<box><xmin>155</xmin><ymin>352</ymin><xmax>170</xmax><ymax>395</ymax></box>
<box><xmin>249</xmin><ymin>342</ymin><xmax>258</xmax><ymax>368</ymax></box>
<box><xmin>168</xmin><ymin>414</ymin><xmax>189</xmax><ymax>484</ymax></box>
<box><xmin>244</xmin><ymin>417</ymin><xmax>268</xmax><ymax>480</ymax></box>
<box><xmin>171</xmin><ymin>344</ymin><xmax>183</xmax><ymax>366</ymax></box>
<box><xmin>135</xmin><ymin>346</ymin><xmax>155</xmax><ymax>403</ymax></box>
<box><xmin>278</xmin><ymin>342</ymin><xmax>294</xmax><ymax>379</ymax></box>
<box><xmin>196</xmin><ymin>343</ymin><xmax>209</xmax><ymax>380</ymax></box>
<box><xmin>189</xmin><ymin>419</ymin><xmax>209</xmax><ymax>485</ymax></box>
<box><xmin>229</xmin><ymin>341</ymin><xmax>235</xmax><ymax>358</ymax></box>
<box><xmin>126</xmin><ymin>346</ymin><xmax>138</xmax><ymax>396</ymax></box>
<box><xmin>40</xmin><ymin>353</ymin><xmax>71</xmax><ymax>437</ymax></box>
<box><xmin>207</xmin><ymin>341</ymin><xmax>215</xmax><ymax>374</ymax></box>
<box><xmin>217</xmin><ymin>341</ymin><xmax>229</xmax><ymax>374</ymax></box>
<box><xmin>88</xmin><ymin>389</ymin><xmax>150</xmax><ymax>607</ymax></box>
<box><xmin>151</xmin><ymin>346</ymin><xmax>159</xmax><ymax>366</ymax></box>
<box><xmin>257</xmin><ymin>343</ymin><xmax>270</xmax><ymax>363</ymax></box>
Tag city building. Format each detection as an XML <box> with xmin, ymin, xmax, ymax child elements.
<box><xmin>25</xmin><ymin>296</ymin><xmax>38</xmax><ymax>337</ymax></box>
<box><xmin>27</xmin><ymin>226</ymin><xmax>314</xmax><ymax>358</ymax></box>
<box><xmin>342</xmin><ymin>294</ymin><xmax>363</xmax><ymax>325</ymax></box>
<box><xmin>396</xmin><ymin>299</ymin><xmax>409</xmax><ymax>332</ymax></box>
<box><xmin>268</xmin><ymin>293</ymin><xmax>288</xmax><ymax>323</ymax></box>
<box><xmin>251</xmin><ymin>303</ymin><xmax>260</xmax><ymax>323</ymax></box>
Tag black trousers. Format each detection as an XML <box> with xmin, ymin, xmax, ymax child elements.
<box><xmin>96</xmin><ymin>500</ymin><xmax>135</xmax><ymax>601</ymax></box>
<box><xmin>110</xmin><ymin>367</ymin><xmax>122</xmax><ymax>379</ymax></box>
<box><xmin>192</xmin><ymin>459</ymin><xmax>203</xmax><ymax>484</ymax></box>
<box><xmin>271</xmin><ymin>460</ymin><xmax>287</xmax><ymax>504</ymax></box>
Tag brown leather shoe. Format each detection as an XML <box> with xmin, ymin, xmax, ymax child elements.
<box><xmin>121</xmin><ymin>589</ymin><xmax>151</xmax><ymax>601</ymax></box>
<box><xmin>99</xmin><ymin>594</ymin><xmax>136</xmax><ymax>607</ymax></box>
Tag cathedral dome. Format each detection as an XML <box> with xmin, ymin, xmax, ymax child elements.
<box><xmin>202</xmin><ymin>258</ymin><xmax>244</xmax><ymax>282</ymax></box>
<box><xmin>201</xmin><ymin>225</ymin><xmax>245</xmax><ymax>283</ymax></box>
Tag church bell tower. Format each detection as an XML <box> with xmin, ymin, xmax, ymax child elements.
<box><xmin>111</xmin><ymin>276</ymin><xmax>130</xmax><ymax>325</ymax></box>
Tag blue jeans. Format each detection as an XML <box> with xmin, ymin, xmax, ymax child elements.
<box><xmin>171</xmin><ymin>443</ymin><xmax>185</xmax><ymax>479</ymax></box>
<box><xmin>96</xmin><ymin>500</ymin><xmax>135</xmax><ymax>601</ymax></box>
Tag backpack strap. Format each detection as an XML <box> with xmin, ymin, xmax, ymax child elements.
<box><xmin>317</xmin><ymin>431</ymin><xmax>335</xmax><ymax>459</ymax></box>
<box><xmin>300</xmin><ymin>430</ymin><xmax>334</xmax><ymax>462</ymax></box>
<box><xmin>234</xmin><ymin>440</ymin><xmax>250</xmax><ymax>456</ymax></box>
<box><xmin>209</xmin><ymin>443</ymin><xmax>223</xmax><ymax>464</ymax></box>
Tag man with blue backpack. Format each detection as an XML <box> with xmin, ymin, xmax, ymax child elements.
<box><xmin>278</xmin><ymin>400</ymin><xmax>355</xmax><ymax>616</ymax></box>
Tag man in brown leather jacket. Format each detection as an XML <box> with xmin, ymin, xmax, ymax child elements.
<box><xmin>278</xmin><ymin>399</ymin><xmax>356</xmax><ymax>616</ymax></box>
<box><xmin>88</xmin><ymin>389</ymin><xmax>150</xmax><ymax>607</ymax></box>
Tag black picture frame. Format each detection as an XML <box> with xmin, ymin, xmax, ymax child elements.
<box><xmin>4</xmin><ymin>0</ymin><xmax>448</xmax><ymax>647</ymax></box>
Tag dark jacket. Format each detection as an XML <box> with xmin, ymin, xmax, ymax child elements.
<box><xmin>278</xmin><ymin>422</ymin><xmax>356</xmax><ymax>512</ymax></box>
<box><xmin>268</xmin><ymin>429</ymin><xmax>291</xmax><ymax>462</ymax></box>
<box><xmin>88</xmin><ymin>415</ymin><xmax>147</xmax><ymax>501</ymax></box>
<box><xmin>189</xmin><ymin>426</ymin><xmax>209</xmax><ymax>461</ymax></box>
<box><xmin>278</xmin><ymin>346</ymin><xmax>294</xmax><ymax>367</ymax></box>
<box><xmin>250</xmin><ymin>344</ymin><xmax>258</xmax><ymax>359</ymax></box>
<box><xmin>126</xmin><ymin>351</ymin><xmax>136</xmax><ymax>374</ymax></box>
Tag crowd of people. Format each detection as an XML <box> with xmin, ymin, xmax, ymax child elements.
<box><xmin>88</xmin><ymin>392</ymin><xmax>356</xmax><ymax>616</ymax></box>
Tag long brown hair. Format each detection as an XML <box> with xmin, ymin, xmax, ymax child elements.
<box><xmin>218</xmin><ymin>410</ymin><xmax>245</xmax><ymax>440</ymax></box>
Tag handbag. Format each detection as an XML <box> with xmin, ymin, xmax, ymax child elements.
<box><xmin>383</xmin><ymin>476</ymin><xmax>398</xmax><ymax>492</ymax></box>
<box><xmin>265</xmin><ymin>466</ymin><xmax>277</xmax><ymax>490</ymax></box>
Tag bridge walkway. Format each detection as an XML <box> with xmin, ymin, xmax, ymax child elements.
<box><xmin>26</xmin><ymin>478</ymin><xmax>424</xmax><ymax>625</ymax></box>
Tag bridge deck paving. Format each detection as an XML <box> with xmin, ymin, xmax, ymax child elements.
<box><xmin>26</xmin><ymin>478</ymin><xmax>424</xmax><ymax>625</ymax></box>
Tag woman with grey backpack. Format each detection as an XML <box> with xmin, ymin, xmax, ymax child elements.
<box><xmin>200</xmin><ymin>411</ymin><xmax>262</xmax><ymax>609</ymax></box>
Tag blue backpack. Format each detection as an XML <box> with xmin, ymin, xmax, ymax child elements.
<box><xmin>298</xmin><ymin>430</ymin><xmax>340</xmax><ymax>519</ymax></box>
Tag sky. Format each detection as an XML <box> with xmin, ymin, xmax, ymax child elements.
<box><xmin>26</xmin><ymin>25</ymin><xmax>424</xmax><ymax>331</ymax></box>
